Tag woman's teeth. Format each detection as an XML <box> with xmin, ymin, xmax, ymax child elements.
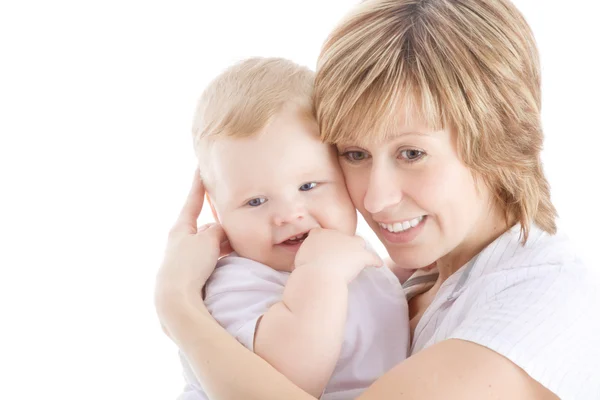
<box><xmin>379</xmin><ymin>216</ymin><xmax>424</xmax><ymax>233</ymax></box>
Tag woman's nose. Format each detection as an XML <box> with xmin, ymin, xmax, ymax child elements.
<box><xmin>363</xmin><ymin>163</ymin><xmax>403</xmax><ymax>214</ymax></box>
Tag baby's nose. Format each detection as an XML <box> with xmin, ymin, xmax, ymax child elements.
<box><xmin>272</xmin><ymin>203</ymin><xmax>306</xmax><ymax>226</ymax></box>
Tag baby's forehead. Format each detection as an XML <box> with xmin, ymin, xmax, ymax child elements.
<box><xmin>215</xmin><ymin>142</ymin><xmax>335</xmax><ymax>179</ymax></box>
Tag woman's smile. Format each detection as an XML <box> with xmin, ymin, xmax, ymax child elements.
<box><xmin>376</xmin><ymin>215</ymin><xmax>427</xmax><ymax>244</ymax></box>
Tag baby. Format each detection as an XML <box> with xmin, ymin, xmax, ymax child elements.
<box><xmin>178</xmin><ymin>57</ymin><xmax>409</xmax><ymax>400</ymax></box>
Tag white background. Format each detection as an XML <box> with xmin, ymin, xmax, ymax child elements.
<box><xmin>1</xmin><ymin>1</ymin><xmax>598</xmax><ymax>399</ymax></box>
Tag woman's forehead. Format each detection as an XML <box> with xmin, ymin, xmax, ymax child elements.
<box><xmin>330</xmin><ymin>107</ymin><xmax>445</xmax><ymax>147</ymax></box>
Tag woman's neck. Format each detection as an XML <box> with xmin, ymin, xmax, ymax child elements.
<box><xmin>435</xmin><ymin>205</ymin><xmax>513</xmax><ymax>285</ymax></box>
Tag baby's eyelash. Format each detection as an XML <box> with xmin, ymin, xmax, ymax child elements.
<box><xmin>246</xmin><ymin>197</ymin><xmax>267</xmax><ymax>207</ymax></box>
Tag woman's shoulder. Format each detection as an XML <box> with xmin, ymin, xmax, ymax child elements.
<box><xmin>462</xmin><ymin>224</ymin><xmax>598</xmax><ymax>311</ymax></box>
<box><xmin>446</xmin><ymin>226</ymin><xmax>600</xmax><ymax>399</ymax></box>
<box><xmin>404</xmin><ymin>224</ymin><xmax>592</xmax><ymax>301</ymax></box>
<box><xmin>473</xmin><ymin>223</ymin><xmax>590</xmax><ymax>278</ymax></box>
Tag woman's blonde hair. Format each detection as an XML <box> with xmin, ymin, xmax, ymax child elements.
<box><xmin>315</xmin><ymin>0</ymin><xmax>556</xmax><ymax>241</ymax></box>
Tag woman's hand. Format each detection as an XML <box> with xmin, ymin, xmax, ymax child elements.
<box><xmin>155</xmin><ymin>169</ymin><xmax>232</xmax><ymax>336</ymax></box>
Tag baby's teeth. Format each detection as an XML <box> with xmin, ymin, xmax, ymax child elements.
<box><xmin>409</xmin><ymin>217</ymin><xmax>420</xmax><ymax>228</ymax></box>
<box><xmin>402</xmin><ymin>221</ymin><xmax>411</xmax><ymax>230</ymax></box>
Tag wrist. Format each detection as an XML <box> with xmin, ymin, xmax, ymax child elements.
<box><xmin>284</xmin><ymin>263</ymin><xmax>348</xmax><ymax>316</ymax></box>
<box><xmin>155</xmin><ymin>287</ymin><xmax>214</xmax><ymax>345</ymax></box>
<box><xmin>155</xmin><ymin>283</ymin><xmax>205</xmax><ymax>319</ymax></box>
<box><xmin>293</xmin><ymin>260</ymin><xmax>346</xmax><ymax>281</ymax></box>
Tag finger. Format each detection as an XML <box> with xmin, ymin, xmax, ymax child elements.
<box><xmin>219</xmin><ymin>239</ymin><xmax>234</xmax><ymax>258</ymax></box>
<box><xmin>354</xmin><ymin>235</ymin><xmax>367</xmax><ymax>247</ymax></box>
<box><xmin>198</xmin><ymin>223</ymin><xmax>229</xmax><ymax>244</ymax></box>
<box><xmin>174</xmin><ymin>169</ymin><xmax>205</xmax><ymax>234</ymax></box>
<box><xmin>363</xmin><ymin>250</ymin><xmax>384</xmax><ymax>268</ymax></box>
<box><xmin>307</xmin><ymin>227</ymin><xmax>324</xmax><ymax>236</ymax></box>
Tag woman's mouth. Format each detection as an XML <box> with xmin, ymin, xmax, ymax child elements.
<box><xmin>378</xmin><ymin>215</ymin><xmax>425</xmax><ymax>233</ymax></box>
<box><xmin>377</xmin><ymin>215</ymin><xmax>427</xmax><ymax>243</ymax></box>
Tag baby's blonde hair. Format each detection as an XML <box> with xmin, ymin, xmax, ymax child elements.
<box><xmin>314</xmin><ymin>0</ymin><xmax>556</xmax><ymax>242</ymax></box>
<box><xmin>192</xmin><ymin>57</ymin><xmax>315</xmax><ymax>189</ymax></box>
<box><xmin>193</xmin><ymin>57</ymin><xmax>314</xmax><ymax>144</ymax></box>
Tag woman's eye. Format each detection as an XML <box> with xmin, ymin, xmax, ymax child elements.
<box><xmin>247</xmin><ymin>198</ymin><xmax>266</xmax><ymax>207</ymax></box>
<box><xmin>343</xmin><ymin>151</ymin><xmax>369</xmax><ymax>162</ymax></box>
<box><xmin>299</xmin><ymin>182</ymin><xmax>317</xmax><ymax>191</ymax></box>
<box><xmin>400</xmin><ymin>149</ymin><xmax>425</xmax><ymax>162</ymax></box>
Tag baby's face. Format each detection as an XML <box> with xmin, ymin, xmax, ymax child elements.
<box><xmin>207</xmin><ymin>107</ymin><xmax>357</xmax><ymax>271</ymax></box>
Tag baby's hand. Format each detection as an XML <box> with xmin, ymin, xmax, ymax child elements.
<box><xmin>294</xmin><ymin>228</ymin><xmax>383</xmax><ymax>284</ymax></box>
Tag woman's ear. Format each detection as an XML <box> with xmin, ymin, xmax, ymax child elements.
<box><xmin>206</xmin><ymin>194</ymin><xmax>220</xmax><ymax>223</ymax></box>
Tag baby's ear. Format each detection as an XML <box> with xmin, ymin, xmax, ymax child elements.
<box><xmin>206</xmin><ymin>193</ymin><xmax>220</xmax><ymax>223</ymax></box>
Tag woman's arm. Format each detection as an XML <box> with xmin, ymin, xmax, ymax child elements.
<box><xmin>155</xmin><ymin>171</ymin><xmax>557</xmax><ymax>399</ymax></box>
<box><xmin>358</xmin><ymin>339</ymin><xmax>558</xmax><ymax>400</ymax></box>
<box><xmin>157</xmin><ymin>286</ymin><xmax>315</xmax><ymax>400</ymax></box>
<box><xmin>159</xmin><ymin>288</ymin><xmax>556</xmax><ymax>400</ymax></box>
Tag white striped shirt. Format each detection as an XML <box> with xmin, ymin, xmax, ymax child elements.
<box><xmin>404</xmin><ymin>224</ymin><xmax>600</xmax><ymax>399</ymax></box>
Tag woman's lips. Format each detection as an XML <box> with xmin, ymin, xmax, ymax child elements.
<box><xmin>378</xmin><ymin>215</ymin><xmax>427</xmax><ymax>244</ymax></box>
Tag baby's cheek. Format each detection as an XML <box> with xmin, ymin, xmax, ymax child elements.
<box><xmin>229</xmin><ymin>225</ymin><xmax>257</xmax><ymax>244</ymax></box>
<box><xmin>321</xmin><ymin>200</ymin><xmax>357</xmax><ymax>235</ymax></box>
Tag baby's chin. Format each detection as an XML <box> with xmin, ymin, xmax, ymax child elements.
<box><xmin>258</xmin><ymin>256</ymin><xmax>295</xmax><ymax>273</ymax></box>
<box><xmin>232</xmin><ymin>249</ymin><xmax>296</xmax><ymax>273</ymax></box>
<box><xmin>267</xmin><ymin>262</ymin><xmax>295</xmax><ymax>273</ymax></box>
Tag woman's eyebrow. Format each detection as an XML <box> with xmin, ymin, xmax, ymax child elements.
<box><xmin>389</xmin><ymin>130</ymin><xmax>433</xmax><ymax>138</ymax></box>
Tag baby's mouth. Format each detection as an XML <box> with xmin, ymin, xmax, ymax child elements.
<box><xmin>281</xmin><ymin>232</ymin><xmax>309</xmax><ymax>245</ymax></box>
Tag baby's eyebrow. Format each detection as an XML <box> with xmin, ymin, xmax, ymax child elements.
<box><xmin>228</xmin><ymin>184</ymin><xmax>258</xmax><ymax>200</ymax></box>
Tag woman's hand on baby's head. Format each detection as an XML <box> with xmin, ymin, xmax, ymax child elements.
<box><xmin>155</xmin><ymin>170</ymin><xmax>232</xmax><ymax>304</ymax></box>
<box><xmin>293</xmin><ymin>228</ymin><xmax>383</xmax><ymax>284</ymax></box>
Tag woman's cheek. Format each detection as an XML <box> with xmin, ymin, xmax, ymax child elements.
<box><xmin>343</xmin><ymin>170</ymin><xmax>369</xmax><ymax>209</ymax></box>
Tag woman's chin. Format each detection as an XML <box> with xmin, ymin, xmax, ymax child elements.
<box><xmin>386</xmin><ymin>247</ymin><xmax>438</xmax><ymax>271</ymax></box>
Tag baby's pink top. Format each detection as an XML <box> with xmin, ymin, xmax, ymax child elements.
<box><xmin>179</xmin><ymin>255</ymin><xmax>409</xmax><ymax>400</ymax></box>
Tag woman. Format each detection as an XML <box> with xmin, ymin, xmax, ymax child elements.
<box><xmin>155</xmin><ymin>0</ymin><xmax>599</xmax><ymax>398</ymax></box>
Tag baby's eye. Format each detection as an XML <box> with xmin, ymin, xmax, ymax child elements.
<box><xmin>247</xmin><ymin>198</ymin><xmax>267</xmax><ymax>207</ymax></box>
<box><xmin>299</xmin><ymin>182</ymin><xmax>318</xmax><ymax>191</ymax></box>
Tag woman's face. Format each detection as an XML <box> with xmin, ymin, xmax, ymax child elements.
<box><xmin>336</xmin><ymin>112</ymin><xmax>499</xmax><ymax>270</ymax></box>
